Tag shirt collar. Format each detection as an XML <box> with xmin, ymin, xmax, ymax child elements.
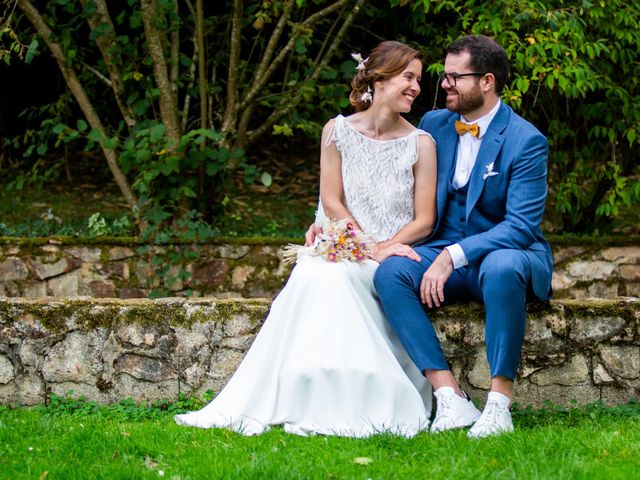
<box><xmin>460</xmin><ymin>99</ymin><xmax>501</xmax><ymax>139</ymax></box>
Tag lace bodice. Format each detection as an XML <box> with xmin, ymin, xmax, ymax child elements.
<box><xmin>315</xmin><ymin>114</ymin><xmax>432</xmax><ymax>242</ymax></box>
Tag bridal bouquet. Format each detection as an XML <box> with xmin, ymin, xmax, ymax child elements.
<box><xmin>283</xmin><ymin>220</ymin><xmax>373</xmax><ymax>264</ymax></box>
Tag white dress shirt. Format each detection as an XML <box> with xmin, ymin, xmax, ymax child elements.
<box><xmin>445</xmin><ymin>100</ymin><xmax>501</xmax><ymax>269</ymax></box>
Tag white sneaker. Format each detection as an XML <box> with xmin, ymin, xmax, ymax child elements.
<box><xmin>430</xmin><ymin>386</ymin><xmax>481</xmax><ymax>433</ymax></box>
<box><xmin>467</xmin><ymin>392</ymin><xmax>514</xmax><ymax>439</ymax></box>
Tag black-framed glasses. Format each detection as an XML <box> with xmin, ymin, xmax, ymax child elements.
<box><xmin>440</xmin><ymin>72</ymin><xmax>487</xmax><ymax>87</ymax></box>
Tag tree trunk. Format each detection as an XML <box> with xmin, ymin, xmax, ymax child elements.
<box><xmin>16</xmin><ymin>0</ymin><xmax>138</xmax><ymax>213</ymax></box>
<box><xmin>140</xmin><ymin>0</ymin><xmax>181</xmax><ymax>146</ymax></box>
<box><xmin>80</xmin><ymin>0</ymin><xmax>136</xmax><ymax>129</ymax></box>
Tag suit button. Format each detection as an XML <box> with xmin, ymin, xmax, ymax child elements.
<box><xmin>459</xmin><ymin>216</ymin><xmax>465</xmax><ymax>222</ymax></box>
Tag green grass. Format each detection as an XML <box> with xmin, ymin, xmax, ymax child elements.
<box><xmin>1</xmin><ymin>399</ymin><xmax>639</xmax><ymax>479</ymax></box>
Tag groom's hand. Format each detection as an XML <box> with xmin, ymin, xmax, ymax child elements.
<box><xmin>420</xmin><ymin>250</ymin><xmax>453</xmax><ymax>308</ymax></box>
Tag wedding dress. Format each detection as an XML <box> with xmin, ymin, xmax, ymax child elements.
<box><xmin>175</xmin><ymin>115</ymin><xmax>433</xmax><ymax>437</ymax></box>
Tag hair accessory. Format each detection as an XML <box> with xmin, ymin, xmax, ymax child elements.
<box><xmin>351</xmin><ymin>52</ymin><xmax>369</xmax><ymax>71</ymax></box>
<box><xmin>360</xmin><ymin>86</ymin><xmax>373</xmax><ymax>103</ymax></box>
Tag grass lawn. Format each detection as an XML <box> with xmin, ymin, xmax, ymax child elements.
<box><xmin>1</xmin><ymin>400</ymin><xmax>639</xmax><ymax>479</ymax></box>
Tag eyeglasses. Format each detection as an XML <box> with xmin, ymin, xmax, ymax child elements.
<box><xmin>440</xmin><ymin>72</ymin><xmax>487</xmax><ymax>87</ymax></box>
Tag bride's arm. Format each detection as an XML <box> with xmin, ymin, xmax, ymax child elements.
<box><xmin>319</xmin><ymin>118</ymin><xmax>364</xmax><ymax>231</ymax></box>
<box><xmin>372</xmin><ymin>134</ymin><xmax>437</xmax><ymax>261</ymax></box>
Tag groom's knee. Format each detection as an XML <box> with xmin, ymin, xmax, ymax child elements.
<box><xmin>373</xmin><ymin>256</ymin><xmax>417</xmax><ymax>293</ymax></box>
<box><xmin>479</xmin><ymin>249</ymin><xmax>530</xmax><ymax>293</ymax></box>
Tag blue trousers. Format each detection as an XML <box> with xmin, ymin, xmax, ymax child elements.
<box><xmin>374</xmin><ymin>246</ymin><xmax>533</xmax><ymax>381</ymax></box>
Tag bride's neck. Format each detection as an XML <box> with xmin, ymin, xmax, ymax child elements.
<box><xmin>356</xmin><ymin>107</ymin><xmax>403</xmax><ymax>138</ymax></box>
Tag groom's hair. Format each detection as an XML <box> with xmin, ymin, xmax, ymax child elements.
<box><xmin>446</xmin><ymin>35</ymin><xmax>510</xmax><ymax>94</ymax></box>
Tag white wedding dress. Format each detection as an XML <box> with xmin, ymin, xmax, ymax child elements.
<box><xmin>175</xmin><ymin>115</ymin><xmax>433</xmax><ymax>437</ymax></box>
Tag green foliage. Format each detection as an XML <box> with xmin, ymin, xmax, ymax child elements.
<box><xmin>44</xmin><ymin>389</ymin><xmax>215</xmax><ymax>420</ymax></box>
<box><xmin>3</xmin><ymin>0</ymin><xmax>640</xmax><ymax>236</ymax></box>
<box><xmin>409</xmin><ymin>0</ymin><xmax>640</xmax><ymax>233</ymax></box>
<box><xmin>1</xmin><ymin>398</ymin><xmax>640</xmax><ymax>479</ymax></box>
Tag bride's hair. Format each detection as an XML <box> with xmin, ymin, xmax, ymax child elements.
<box><xmin>349</xmin><ymin>41</ymin><xmax>423</xmax><ymax>112</ymax></box>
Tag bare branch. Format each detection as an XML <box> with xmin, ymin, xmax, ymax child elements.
<box><xmin>196</xmin><ymin>0</ymin><xmax>207</xmax><ymax>130</ymax></box>
<box><xmin>238</xmin><ymin>0</ymin><xmax>351</xmax><ymax>114</ymax></box>
<box><xmin>246</xmin><ymin>0</ymin><xmax>367</xmax><ymax>146</ymax></box>
<box><xmin>221</xmin><ymin>0</ymin><xmax>244</xmax><ymax>136</ymax></box>
<box><xmin>140</xmin><ymin>0</ymin><xmax>181</xmax><ymax>143</ymax></box>
<box><xmin>252</xmin><ymin>0</ymin><xmax>295</xmax><ymax>82</ymax></box>
<box><xmin>79</xmin><ymin>0</ymin><xmax>136</xmax><ymax>128</ymax></box>
<box><xmin>83</xmin><ymin>62</ymin><xmax>112</xmax><ymax>88</ymax></box>
<box><xmin>16</xmin><ymin>0</ymin><xmax>138</xmax><ymax>211</ymax></box>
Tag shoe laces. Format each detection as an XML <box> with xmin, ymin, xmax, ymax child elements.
<box><xmin>433</xmin><ymin>392</ymin><xmax>453</xmax><ymax>423</ymax></box>
<box><xmin>476</xmin><ymin>400</ymin><xmax>506</xmax><ymax>429</ymax></box>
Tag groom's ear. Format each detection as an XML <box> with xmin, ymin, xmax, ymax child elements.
<box><xmin>481</xmin><ymin>72</ymin><xmax>497</xmax><ymax>94</ymax></box>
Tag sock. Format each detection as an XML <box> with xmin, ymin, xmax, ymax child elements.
<box><xmin>487</xmin><ymin>391</ymin><xmax>510</xmax><ymax>408</ymax></box>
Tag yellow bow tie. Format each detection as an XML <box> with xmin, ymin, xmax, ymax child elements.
<box><xmin>455</xmin><ymin>120</ymin><xmax>480</xmax><ymax>137</ymax></box>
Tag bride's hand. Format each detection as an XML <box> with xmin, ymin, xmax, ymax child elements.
<box><xmin>304</xmin><ymin>224</ymin><xmax>322</xmax><ymax>247</ymax></box>
<box><xmin>371</xmin><ymin>243</ymin><xmax>422</xmax><ymax>263</ymax></box>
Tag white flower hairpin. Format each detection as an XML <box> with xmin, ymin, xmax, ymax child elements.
<box><xmin>483</xmin><ymin>162</ymin><xmax>499</xmax><ymax>180</ymax></box>
<box><xmin>360</xmin><ymin>86</ymin><xmax>373</xmax><ymax>103</ymax></box>
<box><xmin>351</xmin><ymin>52</ymin><xmax>369</xmax><ymax>71</ymax></box>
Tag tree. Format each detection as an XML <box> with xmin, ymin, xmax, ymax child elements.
<box><xmin>5</xmin><ymin>0</ymin><xmax>368</xmax><ymax>230</ymax></box>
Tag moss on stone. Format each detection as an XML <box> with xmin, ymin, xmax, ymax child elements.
<box><xmin>0</xmin><ymin>298</ymin><xmax>271</xmax><ymax>332</ymax></box>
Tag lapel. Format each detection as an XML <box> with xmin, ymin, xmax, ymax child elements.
<box><xmin>436</xmin><ymin>115</ymin><xmax>459</xmax><ymax>224</ymax></box>
<box><xmin>465</xmin><ymin>103</ymin><xmax>510</xmax><ymax>217</ymax></box>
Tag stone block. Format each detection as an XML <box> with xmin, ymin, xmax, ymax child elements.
<box><xmin>114</xmin><ymin>354</ymin><xmax>176</xmax><ymax>382</ymax></box>
<box><xmin>529</xmin><ymin>355</ymin><xmax>590</xmax><ymax>386</ymax></box>
<box><xmin>600</xmin><ymin>345</ymin><xmax>640</xmax><ymax>379</ymax></box>
<box><xmin>30</xmin><ymin>258</ymin><xmax>82</xmax><ymax>281</ymax></box>
<box><xmin>524</xmin><ymin>317</ymin><xmax>564</xmax><ymax>352</ymax></box>
<box><xmin>587</xmin><ymin>282</ymin><xmax>619</xmax><ymax>298</ymax></box>
<box><xmin>467</xmin><ymin>347</ymin><xmax>491</xmax><ymax>390</ymax></box>
<box><xmin>16</xmin><ymin>374</ymin><xmax>45</xmax><ymax>405</ymax></box>
<box><xmin>570</xmin><ymin>316</ymin><xmax>625</xmax><ymax>344</ymax></box>
<box><xmin>593</xmin><ymin>363</ymin><xmax>614</xmax><ymax>384</ymax></box>
<box><xmin>514</xmin><ymin>382</ymin><xmax>600</xmax><ymax>407</ymax></box>
<box><xmin>48</xmin><ymin>272</ymin><xmax>80</xmax><ymax>297</ymax></box>
<box><xmin>66</xmin><ymin>247</ymin><xmax>102</xmax><ymax>263</ymax></box>
<box><xmin>222</xmin><ymin>313</ymin><xmax>259</xmax><ymax>337</ymax></box>
<box><xmin>625</xmin><ymin>283</ymin><xmax>640</xmax><ymax>298</ymax></box>
<box><xmin>22</xmin><ymin>283</ymin><xmax>48</xmax><ymax>297</ymax></box>
<box><xmin>106</xmin><ymin>262</ymin><xmax>129</xmax><ymax>281</ymax></box>
<box><xmin>620</xmin><ymin>265</ymin><xmax>640</xmax><ymax>282</ymax></box>
<box><xmin>108</xmin><ymin>247</ymin><xmax>135</xmax><ymax>261</ymax></box>
<box><xmin>216</xmin><ymin>245</ymin><xmax>251</xmax><ymax>260</ymax></box>
<box><xmin>192</xmin><ymin>260</ymin><xmax>230</xmax><ymax>288</ymax></box>
<box><xmin>119</xmin><ymin>288</ymin><xmax>147</xmax><ymax>299</ymax></box>
<box><xmin>602</xmin><ymin>247</ymin><xmax>640</xmax><ymax>263</ymax></box>
<box><xmin>552</xmin><ymin>272</ymin><xmax>576</xmax><ymax>291</ymax></box>
<box><xmin>0</xmin><ymin>258</ymin><xmax>29</xmax><ymax>281</ymax></box>
<box><xmin>208</xmin><ymin>348</ymin><xmax>245</xmax><ymax>380</ymax></box>
<box><xmin>42</xmin><ymin>330</ymin><xmax>105</xmax><ymax>383</ymax></box>
<box><xmin>231</xmin><ymin>266</ymin><xmax>256</xmax><ymax>289</ymax></box>
<box><xmin>88</xmin><ymin>280</ymin><xmax>116</xmax><ymax>298</ymax></box>
<box><xmin>567</xmin><ymin>261</ymin><xmax>616</xmax><ymax>281</ymax></box>
<box><xmin>553</xmin><ymin>246</ymin><xmax>588</xmax><ymax>264</ymax></box>
<box><xmin>0</xmin><ymin>355</ymin><xmax>15</xmax><ymax>384</ymax></box>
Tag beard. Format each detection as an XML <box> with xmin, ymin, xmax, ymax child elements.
<box><xmin>445</xmin><ymin>84</ymin><xmax>484</xmax><ymax>116</ymax></box>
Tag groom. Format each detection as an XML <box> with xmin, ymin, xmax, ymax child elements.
<box><xmin>374</xmin><ymin>35</ymin><xmax>553</xmax><ymax>438</ymax></box>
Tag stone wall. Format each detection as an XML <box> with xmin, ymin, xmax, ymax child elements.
<box><xmin>1</xmin><ymin>237</ymin><xmax>639</xmax><ymax>299</ymax></box>
<box><xmin>1</xmin><ymin>298</ymin><xmax>638</xmax><ymax>408</ymax></box>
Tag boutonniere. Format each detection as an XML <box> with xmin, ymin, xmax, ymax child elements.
<box><xmin>483</xmin><ymin>162</ymin><xmax>499</xmax><ymax>180</ymax></box>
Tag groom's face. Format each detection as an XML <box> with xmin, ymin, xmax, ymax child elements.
<box><xmin>441</xmin><ymin>52</ymin><xmax>485</xmax><ymax>117</ymax></box>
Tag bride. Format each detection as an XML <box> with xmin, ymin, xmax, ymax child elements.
<box><xmin>175</xmin><ymin>40</ymin><xmax>437</xmax><ymax>437</ymax></box>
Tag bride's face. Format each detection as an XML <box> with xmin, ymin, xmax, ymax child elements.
<box><xmin>375</xmin><ymin>59</ymin><xmax>422</xmax><ymax>113</ymax></box>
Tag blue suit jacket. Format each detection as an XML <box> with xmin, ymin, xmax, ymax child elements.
<box><xmin>417</xmin><ymin>103</ymin><xmax>553</xmax><ymax>300</ymax></box>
